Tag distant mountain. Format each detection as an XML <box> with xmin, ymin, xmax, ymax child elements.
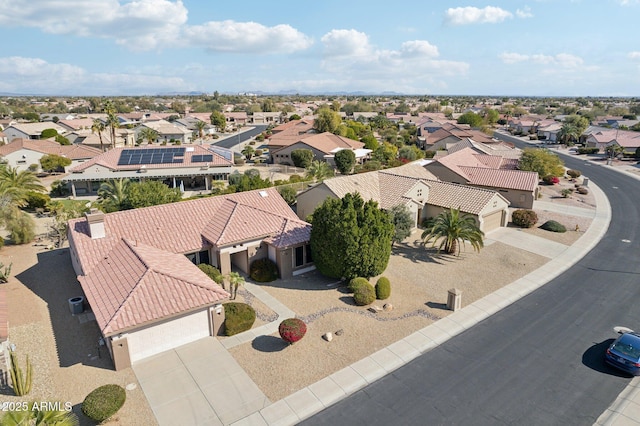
<box><xmin>156</xmin><ymin>91</ymin><xmax>207</xmax><ymax>96</ymax></box>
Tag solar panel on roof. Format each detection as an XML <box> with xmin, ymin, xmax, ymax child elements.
<box><xmin>173</xmin><ymin>158</ymin><xmax>184</xmax><ymax>163</ymax></box>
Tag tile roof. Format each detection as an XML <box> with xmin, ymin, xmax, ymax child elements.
<box><xmin>421</xmin><ymin>180</ymin><xmax>504</xmax><ymax>214</ymax></box>
<box><xmin>78</xmin><ymin>238</ymin><xmax>230</xmax><ymax>336</ymax></box>
<box><xmin>272</xmin><ymin>132</ymin><xmax>364</xmax><ymax>154</ymax></box>
<box><xmin>68</xmin><ymin>187</ymin><xmax>311</xmax><ymax>275</ymax></box>
<box><xmin>58</xmin><ymin>118</ymin><xmax>94</xmax><ymax>131</ymax></box>
<box><xmin>6</xmin><ymin>122</ymin><xmax>67</xmax><ymax>136</ymax></box>
<box><xmin>0</xmin><ymin>138</ymin><xmax>102</xmax><ymax>159</ymax></box>
<box><xmin>69</xmin><ymin>144</ymin><xmax>233</xmax><ymax>172</ymax></box>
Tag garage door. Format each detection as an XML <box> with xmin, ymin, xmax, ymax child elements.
<box><xmin>127</xmin><ymin>309</ymin><xmax>210</xmax><ymax>363</ymax></box>
<box><xmin>481</xmin><ymin>210</ymin><xmax>503</xmax><ymax>233</ymax></box>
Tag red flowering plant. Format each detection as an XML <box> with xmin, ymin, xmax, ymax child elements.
<box><xmin>279</xmin><ymin>318</ymin><xmax>307</xmax><ymax>344</ymax></box>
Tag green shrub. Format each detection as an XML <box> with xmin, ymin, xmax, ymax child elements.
<box><xmin>375</xmin><ymin>276</ymin><xmax>391</xmax><ymax>300</ymax></box>
<box><xmin>577</xmin><ymin>147</ymin><xmax>599</xmax><ymax>155</ymax></box>
<box><xmin>540</xmin><ymin>220</ymin><xmax>567</xmax><ymax>233</ymax></box>
<box><xmin>566</xmin><ymin>169</ymin><xmax>581</xmax><ymax>179</ymax></box>
<box><xmin>279</xmin><ymin>318</ymin><xmax>307</xmax><ymax>344</ymax></box>
<box><xmin>24</xmin><ymin>191</ymin><xmax>51</xmax><ymax>210</ymax></box>
<box><xmin>82</xmin><ymin>384</ymin><xmax>126</xmax><ymax>423</ymax></box>
<box><xmin>223</xmin><ymin>302</ymin><xmax>256</xmax><ymax>336</ymax></box>
<box><xmin>348</xmin><ymin>277</ymin><xmax>369</xmax><ymax>293</ymax></box>
<box><xmin>49</xmin><ymin>180</ymin><xmax>70</xmax><ymax>197</ymax></box>
<box><xmin>561</xmin><ymin>188</ymin><xmax>573</xmax><ymax>198</ymax></box>
<box><xmin>576</xmin><ymin>186</ymin><xmax>589</xmax><ymax>195</ymax></box>
<box><xmin>353</xmin><ymin>282</ymin><xmax>376</xmax><ymax>306</ymax></box>
<box><xmin>249</xmin><ymin>258</ymin><xmax>278</xmax><ymax>282</ymax></box>
<box><xmin>197</xmin><ymin>263</ymin><xmax>223</xmax><ymax>284</ymax></box>
<box><xmin>511</xmin><ymin>209</ymin><xmax>538</xmax><ymax>228</ymax></box>
<box><xmin>542</xmin><ymin>175</ymin><xmax>559</xmax><ymax>185</ymax></box>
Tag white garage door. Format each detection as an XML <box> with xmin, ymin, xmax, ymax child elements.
<box><xmin>482</xmin><ymin>211</ymin><xmax>503</xmax><ymax>233</ymax></box>
<box><xmin>127</xmin><ymin>309</ymin><xmax>210</xmax><ymax>363</ymax></box>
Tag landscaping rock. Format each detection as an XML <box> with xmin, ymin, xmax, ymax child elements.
<box><xmin>383</xmin><ymin>303</ymin><xmax>394</xmax><ymax>312</ymax></box>
<box><xmin>323</xmin><ymin>332</ymin><xmax>333</xmax><ymax>342</ymax></box>
<box><xmin>334</xmin><ymin>329</ymin><xmax>344</xmax><ymax>336</ymax></box>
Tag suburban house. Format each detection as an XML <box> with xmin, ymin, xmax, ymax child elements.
<box><xmin>62</xmin><ymin>144</ymin><xmax>234</xmax><ymax>196</ymax></box>
<box><xmin>270</xmin><ymin>132</ymin><xmax>366</xmax><ymax>166</ymax></box>
<box><xmin>584</xmin><ymin>128</ymin><xmax>640</xmax><ymax>153</ymax></box>
<box><xmin>3</xmin><ymin>122</ymin><xmax>68</xmax><ymax>143</ymax></box>
<box><xmin>267</xmin><ymin>118</ymin><xmax>316</xmax><ymax>151</ymax></box>
<box><xmin>536</xmin><ymin>121</ymin><xmax>562</xmax><ymax>142</ymax></box>
<box><xmin>296</xmin><ymin>163</ymin><xmax>510</xmax><ymax>234</ymax></box>
<box><xmin>0</xmin><ymin>138</ymin><xmax>102</xmax><ymax>172</ymax></box>
<box><xmin>56</xmin><ymin>118</ymin><xmax>95</xmax><ymax>132</ymax></box>
<box><xmin>135</xmin><ymin>120</ymin><xmax>193</xmax><ymax>144</ymax></box>
<box><xmin>67</xmin><ymin>127</ymin><xmax>137</xmax><ymax>150</ymax></box>
<box><xmin>224</xmin><ymin>112</ymin><xmax>248</xmax><ymax>127</ymax></box>
<box><xmin>67</xmin><ymin>187</ymin><xmax>312</xmax><ymax>369</ymax></box>
<box><xmin>424</xmin><ymin>147</ymin><xmax>539</xmax><ymax>209</ymax></box>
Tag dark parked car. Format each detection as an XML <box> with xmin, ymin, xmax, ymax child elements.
<box><xmin>605</xmin><ymin>329</ymin><xmax>640</xmax><ymax>375</ymax></box>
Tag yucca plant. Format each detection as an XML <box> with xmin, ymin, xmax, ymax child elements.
<box><xmin>9</xmin><ymin>351</ymin><xmax>32</xmax><ymax>396</ymax></box>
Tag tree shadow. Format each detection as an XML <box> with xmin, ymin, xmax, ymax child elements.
<box><xmin>392</xmin><ymin>241</ymin><xmax>444</xmax><ymax>265</ymax></box>
<box><xmin>251</xmin><ymin>335</ymin><xmax>289</xmax><ymax>353</ymax></box>
<box><xmin>15</xmin><ymin>249</ymin><xmax>113</xmax><ymax>370</ymax></box>
<box><xmin>339</xmin><ymin>296</ymin><xmax>358</xmax><ymax>306</ymax></box>
<box><xmin>582</xmin><ymin>339</ymin><xmax>633</xmax><ymax>377</ymax></box>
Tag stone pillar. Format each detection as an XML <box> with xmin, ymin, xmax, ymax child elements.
<box><xmin>447</xmin><ymin>288</ymin><xmax>462</xmax><ymax>311</ymax></box>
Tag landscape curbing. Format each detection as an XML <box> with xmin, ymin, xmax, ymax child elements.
<box><xmin>229</xmin><ymin>177</ymin><xmax>613</xmax><ymax>426</ymax></box>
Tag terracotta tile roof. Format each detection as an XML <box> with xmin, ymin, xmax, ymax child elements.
<box><xmin>421</xmin><ymin>180</ymin><xmax>504</xmax><ymax>214</ymax></box>
<box><xmin>79</xmin><ymin>238</ymin><xmax>230</xmax><ymax>336</ymax></box>
<box><xmin>69</xmin><ymin>144</ymin><xmax>233</xmax><ymax>172</ymax></box>
<box><xmin>271</xmin><ymin>119</ymin><xmax>315</xmax><ymax>134</ymax></box>
<box><xmin>0</xmin><ymin>138</ymin><xmax>102</xmax><ymax>159</ymax></box>
<box><xmin>185</xmin><ymin>113</ymin><xmax>212</xmax><ymax>122</ymax></box>
<box><xmin>68</xmin><ymin>187</ymin><xmax>311</xmax><ymax>275</ymax></box>
<box><xmin>272</xmin><ymin>132</ymin><xmax>364</xmax><ymax>155</ymax></box>
<box><xmin>58</xmin><ymin>118</ymin><xmax>94</xmax><ymax>131</ymax></box>
<box><xmin>459</xmin><ymin>166</ymin><xmax>539</xmax><ymax>191</ymax></box>
<box><xmin>6</xmin><ymin>122</ymin><xmax>67</xmax><ymax>136</ymax></box>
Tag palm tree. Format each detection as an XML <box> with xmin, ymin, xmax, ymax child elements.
<box><xmin>241</xmin><ymin>145</ymin><xmax>255</xmax><ymax>160</ymax></box>
<box><xmin>194</xmin><ymin>120</ymin><xmax>207</xmax><ymax>139</ymax></box>
<box><xmin>421</xmin><ymin>207</ymin><xmax>484</xmax><ymax>256</ymax></box>
<box><xmin>228</xmin><ymin>272</ymin><xmax>245</xmax><ymax>299</ymax></box>
<box><xmin>305</xmin><ymin>160</ymin><xmax>334</xmax><ymax>182</ymax></box>
<box><xmin>91</xmin><ymin>119</ymin><xmax>106</xmax><ymax>152</ymax></box>
<box><xmin>1</xmin><ymin>405</ymin><xmax>79</xmax><ymax>425</ymax></box>
<box><xmin>97</xmin><ymin>178</ymin><xmax>131</xmax><ymax>212</ymax></box>
<box><xmin>103</xmin><ymin>100</ymin><xmax>120</xmax><ymax>148</ymax></box>
<box><xmin>0</xmin><ymin>165</ymin><xmax>46</xmax><ymax>207</ymax></box>
<box><xmin>139</xmin><ymin>127</ymin><xmax>158</xmax><ymax>145</ymax></box>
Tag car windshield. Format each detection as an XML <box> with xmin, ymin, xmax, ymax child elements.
<box><xmin>612</xmin><ymin>335</ymin><xmax>640</xmax><ymax>360</ymax></box>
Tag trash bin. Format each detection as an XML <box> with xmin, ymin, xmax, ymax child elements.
<box><xmin>68</xmin><ymin>296</ymin><xmax>84</xmax><ymax>315</ymax></box>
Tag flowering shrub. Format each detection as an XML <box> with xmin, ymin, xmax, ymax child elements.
<box><xmin>279</xmin><ymin>318</ymin><xmax>307</xmax><ymax>344</ymax></box>
<box><xmin>542</xmin><ymin>175</ymin><xmax>560</xmax><ymax>185</ymax></box>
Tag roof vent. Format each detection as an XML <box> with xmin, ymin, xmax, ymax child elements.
<box><xmin>259</xmin><ymin>190</ymin><xmax>268</xmax><ymax>197</ymax></box>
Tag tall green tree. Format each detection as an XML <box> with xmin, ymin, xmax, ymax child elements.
<box><xmin>97</xmin><ymin>178</ymin><xmax>132</xmax><ymax>212</ymax></box>
<box><xmin>305</xmin><ymin>160</ymin><xmax>334</xmax><ymax>182</ymax></box>
<box><xmin>291</xmin><ymin>149</ymin><xmax>314</xmax><ymax>168</ymax></box>
<box><xmin>210</xmin><ymin>111</ymin><xmax>226</xmax><ymax>132</ymax></box>
<box><xmin>389</xmin><ymin>204</ymin><xmax>413</xmax><ymax>244</ymax></box>
<box><xmin>421</xmin><ymin>207</ymin><xmax>484</xmax><ymax>256</ymax></box>
<box><xmin>313</xmin><ymin>107</ymin><xmax>342</xmax><ymax>133</ymax></box>
<box><xmin>310</xmin><ymin>193</ymin><xmax>394</xmax><ymax>279</ymax></box>
<box><xmin>241</xmin><ymin>145</ymin><xmax>255</xmax><ymax>160</ymax></box>
<box><xmin>103</xmin><ymin>100</ymin><xmax>120</xmax><ymax>148</ymax></box>
<box><xmin>334</xmin><ymin>149</ymin><xmax>356</xmax><ymax>174</ymax></box>
<box><xmin>0</xmin><ymin>166</ymin><xmax>46</xmax><ymax>207</ymax></box>
<box><xmin>457</xmin><ymin>111</ymin><xmax>484</xmax><ymax>128</ymax></box>
<box><xmin>518</xmin><ymin>148</ymin><xmax>565</xmax><ymax>178</ymax></box>
<box><xmin>194</xmin><ymin>120</ymin><xmax>207</xmax><ymax>139</ymax></box>
<box><xmin>39</xmin><ymin>154</ymin><xmax>72</xmax><ymax>173</ymax></box>
<box><xmin>138</xmin><ymin>127</ymin><xmax>158</xmax><ymax>144</ymax></box>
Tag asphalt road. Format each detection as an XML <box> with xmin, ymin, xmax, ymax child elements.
<box><xmin>302</xmin><ymin>137</ymin><xmax>640</xmax><ymax>425</ymax></box>
<box><xmin>210</xmin><ymin>124</ymin><xmax>268</xmax><ymax>149</ymax></box>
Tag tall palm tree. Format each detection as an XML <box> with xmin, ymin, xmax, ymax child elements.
<box><xmin>91</xmin><ymin>119</ymin><xmax>106</xmax><ymax>152</ymax></box>
<box><xmin>97</xmin><ymin>178</ymin><xmax>131</xmax><ymax>212</ymax></box>
<box><xmin>421</xmin><ymin>207</ymin><xmax>484</xmax><ymax>256</ymax></box>
<box><xmin>305</xmin><ymin>160</ymin><xmax>334</xmax><ymax>182</ymax></box>
<box><xmin>139</xmin><ymin>127</ymin><xmax>158</xmax><ymax>145</ymax></box>
<box><xmin>194</xmin><ymin>120</ymin><xmax>207</xmax><ymax>139</ymax></box>
<box><xmin>103</xmin><ymin>100</ymin><xmax>120</xmax><ymax>148</ymax></box>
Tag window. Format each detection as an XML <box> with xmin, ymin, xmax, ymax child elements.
<box><xmin>295</xmin><ymin>246</ymin><xmax>304</xmax><ymax>267</ymax></box>
<box><xmin>198</xmin><ymin>250</ymin><xmax>210</xmax><ymax>265</ymax></box>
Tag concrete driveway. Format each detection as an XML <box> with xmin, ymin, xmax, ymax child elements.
<box><xmin>133</xmin><ymin>337</ymin><xmax>270</xmax><ymax>426</ymax></box>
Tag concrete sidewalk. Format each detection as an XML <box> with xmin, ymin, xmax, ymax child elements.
<box><xmin>230</xmin><ymin>173</ymin><xmax>615</xmax><ymax>425</ymax></box>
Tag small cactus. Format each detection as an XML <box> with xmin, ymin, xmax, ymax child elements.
<box><xmin>9</xmin><ymin>351</ymin><xmax>33</xmax><ymax>396</ymax></box>
<box><xmin>0</xmin><ymin>262</ymin><xmax>12</xmax><ymax>283</ymax></box>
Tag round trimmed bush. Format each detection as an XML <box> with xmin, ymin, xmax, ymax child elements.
<box><xmin>82</xmin><ymin>384</ymin><xmax>126</xmax><ymax>423</ymax></box>
<box><xmin>566</xmin><ymin>169</ymin><xmax>582</xmax><ymax>179</ymax></box>
<box><xmin>197</xmin><ymin>263</ymin><xmax>223</xmax><ymax>284</ymax></box>
<box><xmin>249</xmin><ymin>258</ymin><xmax>278</xmax><ymax>282</ymax></box>
<box><xmin>576</xmin><ymin>186</ymin><xmax>589</xmax><ymax>195</ymax></box>
<box><xmin>540</xmin><ymin>220</ymin><xmax>567</xmax><ymax>233</ymax></box>
<box><xmin>224</xmin><ymin>302</ymin><xmax>256</xmax><ymax>336</ymax></box>
<box><xmin>348</xmin><ymin>277</ymin><xmax>369</xmax><ymax>293</ymax></box>
<box><xmin>353</xmin><ymin>282</ymin><xmax>376</xmax><ymax>306</ymax></box>
<box><xmin>279</xmin><ymin>318</ymin><xmax>307</xmax><ymax>344</ymax></box>
<box><xmin>511</xmin><ymin>209</ymin><xmax>538</xmax><ymax>228</ymax></box>
<box><xmin>375</xmin><ymin>276</ymin><xmax>391</xmax><ymax>300</ymax></box>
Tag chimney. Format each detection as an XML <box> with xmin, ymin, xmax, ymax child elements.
<box><xmin>85</xmin><ymin>209</ymin><xmax>105</xmax><ymax>239</ymax></box>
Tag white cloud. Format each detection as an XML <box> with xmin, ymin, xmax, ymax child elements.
<box><xmin>184</xmin><ymin>20</ymin><xmax>312</xmax><ymax>54</ymax></box>
<box><xmin>444</xmin><ymin>6</ymin><xmax>513</xmax><ymax>25</ymax></box>
<box><xmin>628</xmin><ymin>51</ymin><xmax>640</xmax><ymax>59</ymax></box>
<box><xmin>516</xmin><ymin>6</ymin><xmax>534</xmax><ymax>18</ymax></box>
<box><xmin>318</xmin><ymin>31</ymin><xmax>468</xmax><ymax>93</ymax></box>
<box><xmin>500</xmin><ymin>52</ymin><xmax>584</xmax><ymax>68</ymax></box>
<box><xmin>617</xmin><ymin>0</ymin><xmax>640</xmax><ymax>5</ymax></box>
<box><xmin>0</xmin><ymin>57</ymin><xmax>190</xmax><ymax>95</ymax></box>
<box><xmin>0</xmin><ymin>0</ymin><xmax>313</xmax><ymax>54</ymax></box>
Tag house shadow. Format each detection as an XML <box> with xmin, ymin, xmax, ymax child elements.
<box><xmin>15</xmin><ymin>248</ymin><xmax>113</xmax><ymax>370</ymax></box>
<box><xmin>257</xmin><ymin>269</ymin><xmax>346</xmax><ymax>292</ymax></box>
<box><xmin>392</xmin><ymin>241</ymin><xmax>447</xmax><ymax>265</ymax></box>
<box><xmin>582</xmin><ymin>339</ymin><xmax>632</xmax><ymax>377</ymax></box>
<box><xmin>251</xmin><ymin>335</ymin><xmax>289</xmax><ymax>352</ymax></box>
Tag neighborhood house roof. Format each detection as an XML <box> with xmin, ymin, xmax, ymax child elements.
<box><xmin>272</xmin><ymin>132</ymin><xmax>364</xmax><ymax>155</ymax></box>
<box><xmin>0</xmin><ymin>138</ymin><xmax>102</xmax><ymax>159</ymax></box>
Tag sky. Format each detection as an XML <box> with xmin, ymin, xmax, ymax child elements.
<box><xmin>1</xmin><ymin>0</ymin><xmax>639</xmax><ymax>97</ymax></box>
